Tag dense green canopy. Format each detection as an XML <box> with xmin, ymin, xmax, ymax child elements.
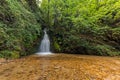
<box><xmin>0</xmin><ymin>0</ymin><xmax>120</xmax><ymax>58</ymax></box>
<box><xmin>0</xmin><ymin>0</ymin><xmax>41</xmax><ymax>58</ymax></box>
<box><xmin>40</xmin><ymin>0</ymin><xmax>120</xmax><ymax>56</ymax></box>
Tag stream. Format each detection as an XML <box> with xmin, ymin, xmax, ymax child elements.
<box><xmin>0</xmin><ymin>54</ymin><xmax>120</xmax><ymax>80</ymax></box>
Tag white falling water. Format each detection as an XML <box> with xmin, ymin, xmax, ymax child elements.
<box><xmin>36</xmin><ymin>28</ymin><xmax>51</xmax><ymax>55</ymax></box>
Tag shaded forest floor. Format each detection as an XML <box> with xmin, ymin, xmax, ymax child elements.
<box><xmin>0</xmin><ymin>54</ymin><xmax>120</xmax><ymax>80</ymax></box>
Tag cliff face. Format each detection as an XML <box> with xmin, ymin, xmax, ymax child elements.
<box><xmin>0</xmin><ymin>0</ymin><xmax>41</xmax><ymax>58</ymax></box>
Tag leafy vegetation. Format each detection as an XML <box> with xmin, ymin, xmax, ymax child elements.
<box><xmin>0</xmin><ymin>0</ymin><xmax>120</xmax><ymax>58</ymax></box>
<box><xmin>0</xmin><ymin>0</ymin><xmax>41</xmax><ymax>58</ymax></box>
<box><xmin>39</xmin><ymin>0</ymin><xmax>120</xmax><ymax>56</ymax></box>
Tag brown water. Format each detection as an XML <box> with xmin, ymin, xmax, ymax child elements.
<box><xmin>0</xmin><ymin>54</ymin><xmax>120</xmax><ymax>80</ymax></box>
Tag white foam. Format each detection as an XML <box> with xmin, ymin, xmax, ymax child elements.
<box><xmin>36</xmin><ymin>52</ymin><xmax>52</xmax><ymax>55</ymax></box>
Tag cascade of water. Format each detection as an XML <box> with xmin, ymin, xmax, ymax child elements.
<box><xmin>36</xmin><ymin>28</ymin><xmax>51</xmax><ymax>55</ymax></box>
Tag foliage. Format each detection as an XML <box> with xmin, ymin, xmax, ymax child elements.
<box><xmin>0</xmin><ymin>0</ymin><xmax>120</xmax><ymax>57</ymax></box>
<box><xmin>39</xmin><ymin>0</ymin><xmax>120</xmax><ymax>56</ymax></box>
<box><xmin>0</xmin><ymin>0</ymin><xmax>41</xmax><ymax>58</ymax></box>
<box><xmin>0</xmin><ymin>50</ymin><xmax>19</xmax><ymax>59</ymax></box>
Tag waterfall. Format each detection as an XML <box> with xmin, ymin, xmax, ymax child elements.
<box><xmin>36</xmin><ymin>28</ymin><xmax>51</xmax><ymax>55</ymax></box>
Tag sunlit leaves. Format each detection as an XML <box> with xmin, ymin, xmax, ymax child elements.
<box><xmin>0</xmin><ymin>0</ymin><xmax>41</xmax><ymax>58</ymax></box>
<box><xmin>39</xmin><ymin>0</ymin><xmax>120</xmax><ymax>55</ymax></box>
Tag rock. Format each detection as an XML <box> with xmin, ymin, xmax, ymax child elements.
<box><xmin>0</xmin><ymin>58</ymin><xmax>6</xmax><ymax>64</ymax></box>
<box><xmin>54</xmin><ymin>66</ymin><xmax>61</xmax><ymax>69</ymax></box>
